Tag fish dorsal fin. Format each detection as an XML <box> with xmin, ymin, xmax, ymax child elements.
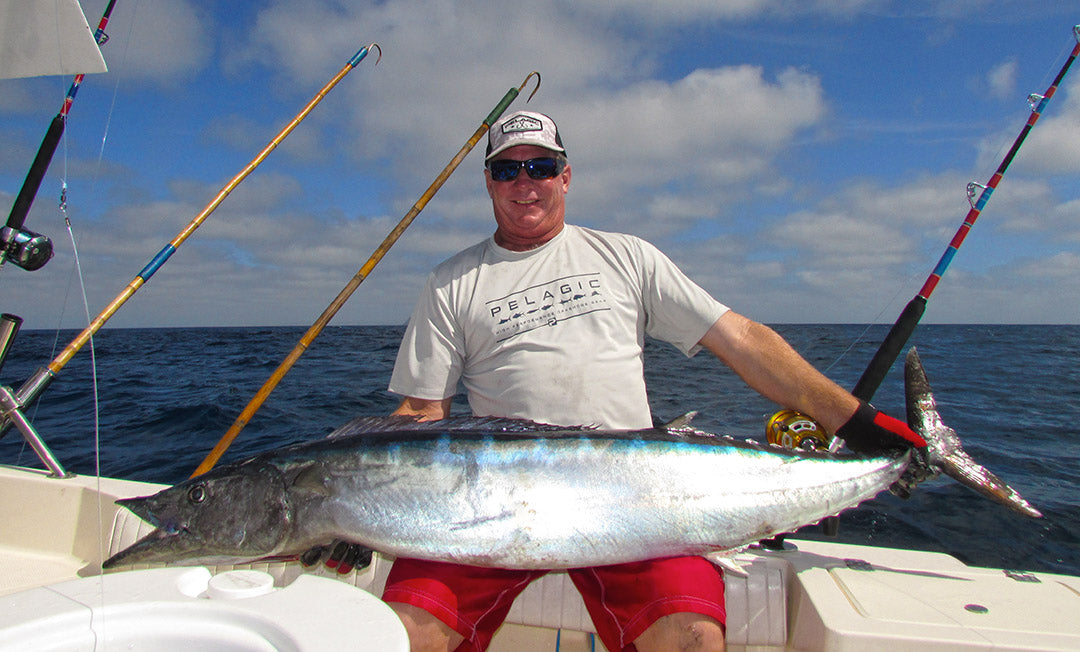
<box><xmin>326</xmin><ymin>415</ymin><xmax>588</xmax><ymax>439</ymax></box>
<box><xmin>658</xmin><ymin>411</ymin><xmax>698</xmax><ymax>432</ymax></box>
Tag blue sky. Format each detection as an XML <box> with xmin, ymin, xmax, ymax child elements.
<box><xmin>2</xmin><ymin>1</ymin><xmax>1079</xmax><ymax>328</ymax></box>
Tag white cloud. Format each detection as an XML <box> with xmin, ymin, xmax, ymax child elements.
<box><xmin>573</xmin><ymin>66</ymin><xmax>825</xmax><ymax>163</ymax></box>
<box><xmin>986</xmin><ymin>60</ymin><xmax>1018</xmax><ymax>99</ymax></box>
<box><xmin>555</xmin><ymin>65</ymin><xmax>826</xmax><ymax>239</ymax></box>
<box><xmin>981</xmin><ymin>76</ymin><xmax>1080</xmax><ymax>174</ymax></box>
<box><xmin>211</xmin><ymin>0</ymin><xmax>831</xmax><ymax>303</ymax></box>
<box><xmin>5</xmin><ymin>2</ymin><xmax>1078</xmax><ymax>328</ymax></box>
<box><xmin>564</xmin><ymin>0</ymin><xmax>878</xmax><ymax>24</ymax></box>
<box><xmin>774</xmin><ymin>210</ymin><xmax>913</xmax><ymax>267</ymax></box>
<box><xmin>87</xmin><ymin>0</ymin><xmax>214</xmax><ymax>83</ymax></box>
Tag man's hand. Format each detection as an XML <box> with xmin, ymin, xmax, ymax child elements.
<box><xmin>300</xmin><ymin>540</ymin><xmax>372</xmax><ymax>574</ymax></box>
<box><xmin>393</xmin><ymin>396</ymin><xmax>452</xmax><ymax>421</ymax></box>
<box><xmin>835</xmin><ymin>401</ymin><xmax>928</xmax><ymax>454</ymax></box>
<box><xmin>835</xmin><ymin>401</ymin><xmax>935</xmax><ymax>498</ymax></box>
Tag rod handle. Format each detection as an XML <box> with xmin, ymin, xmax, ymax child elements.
<box><xmin>852</xmin><ymin>297</ymin><xmax>927</xmax><ymax>402</ymax></box>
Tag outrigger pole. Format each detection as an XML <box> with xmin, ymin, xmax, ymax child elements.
<box><xmin>0</xmin><ymin>0</ymin><xmax>118</xmax><ymax>271</ymax></box>
<box><xmin>852</xmin><ymin>24</ymin><xmax>1080</xmax><ymax>402</ymax></box>
<box><xmin>0</xmin><ymin>44</ymin><xmax>381</xmax><ymax>444</ymax></box>
<box><xmin>191</xmin><ymin>71</ymin><xmax>542</xmax><ymax>477</ymax></box>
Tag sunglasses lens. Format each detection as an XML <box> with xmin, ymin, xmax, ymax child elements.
<box><xmin>488</xmin><ymin>160</ymin><xmax>521</xmax><ymax>181</ymax></box>
<box><xmin>488</xmin><ymin>158</ymin><xmax>562</xmax><ymax>182</ymax></box>
<box><xmin>525</xmin><ymin>158</ymin><xmax>559</xmax><ymax>179</ymax></box>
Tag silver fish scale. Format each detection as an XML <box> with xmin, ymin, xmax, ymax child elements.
<box><xmin>284</xmin><ymin>435</ymin><xmax>908</xmax><ymax>569</ymax></box>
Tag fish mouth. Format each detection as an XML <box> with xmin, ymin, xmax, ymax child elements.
<box><xmin>102</xmin><ymin>495</ymin><xmax>191</xmax><ymax>569</ymax></box>
<box><xmin>102</xmin><ymin>526</ymin><xmax>187</xmax><ymax>568</ymax></box>
<box><xmin>114</xmin><ymin>494</ymin><xmax>160</xmax><ymax>526</ymax></box>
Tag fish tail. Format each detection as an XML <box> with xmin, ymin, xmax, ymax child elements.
<box><xmin>904</xmin><ymin>348</ymin><xmax>1042</xmax><ymax>518</ymax></box>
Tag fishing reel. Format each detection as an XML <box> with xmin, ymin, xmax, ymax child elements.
<box><xmin>765</xmin><ymin>409</ymin><xmax>842</xmax><ymax>539</ymax></box>
<box><xmin>0</xmin><ymin>226</ymin><xmax>53</xmax><ymax>271</ymax></box>
<box><xmin>766</xmin><ymin>409</ymin><xmax>832</xmax><ymax>451</ymax></box>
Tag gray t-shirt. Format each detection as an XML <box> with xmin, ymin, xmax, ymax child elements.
<box><xmin>389</xmin><ymin>224</ymin><xmax>729</xmax><ymax>429</ymax></box>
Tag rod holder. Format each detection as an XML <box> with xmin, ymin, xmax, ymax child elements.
<box><xmin>0</xmin><ymin>385</ymin><xmax>69</xmax><ymax>478</ymax></box>
<box><xmin>0</xmin><ymin>313</ymin><xmax>22</xmax><ymax>376</ymax></box>
<box><xmin>0</xmin><ymin>316</ymin><xmax>65</xmax><ymax>477</ymax></box>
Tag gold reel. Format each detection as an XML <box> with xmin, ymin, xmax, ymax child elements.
<box><xmin>766</xmin><ymin>409</ymin><xmax>832</xmax><ymax>451</ymax></box>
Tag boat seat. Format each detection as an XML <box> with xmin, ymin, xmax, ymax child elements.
<box><xmin>104</xmin><ymin>506</ymin><xmax>787</xmax><ymax>646</ymax></box>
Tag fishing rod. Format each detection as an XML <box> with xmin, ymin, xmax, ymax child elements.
<box><xmin>0</xmin><ymin>0</ymin><xmax>118</xmax><ymax>272</ymax></box>
<box><xmin>852</xmin><ymin>24</ymin><xmax>1080</xmax><ymax>402</ymax></box>
<box><xmin>0</xmin><ymin>43</ymin><xmax>381</xmax><ymax>442</ymax></box>
<box><xmin>191</xmin><ymin>71</ymin><xmax>542</xmax><ymax>477</ymax></box>
<box><xmin>770</xmin><ymin>24</ymin><xmax>1080</xmax><ymax>442</ymax></box>
<box><xmin>764</xmin><ymin>25</ymin><xmax>1080</xmax><ymax>541</ymax></box>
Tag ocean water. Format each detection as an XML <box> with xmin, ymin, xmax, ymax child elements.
<box><xmin>1</xmin><ymin>324</ymin><xmax>1077</xmax><ymax>577</ymax></box>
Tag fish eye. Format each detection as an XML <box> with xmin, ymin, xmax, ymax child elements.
<box><xmin>187</xmin><ymin>484</ymin><xmax>207</xmax><ymax>504</ymax></box>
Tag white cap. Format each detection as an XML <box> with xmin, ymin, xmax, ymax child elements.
<box><xmin>485</xmin><ymin>110</ymin><xmax>566</xmax><ymax>161</ymax></box>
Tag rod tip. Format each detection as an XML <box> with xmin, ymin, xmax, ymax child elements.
<box><xmin>350</xmin><ymin>43</ymin><xmax>382</xmax><ymax>67</ymax></box>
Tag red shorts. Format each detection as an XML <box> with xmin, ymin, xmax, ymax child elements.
<box><xmin>382</xmin><ymin>556</ymin><xmax>726</xmax><ymax>652</ymax></box>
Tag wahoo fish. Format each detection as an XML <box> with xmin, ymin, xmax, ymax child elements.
<box><xmin>103</xmin><ymin>349</ymin><xmax>1040</xmax><ymax>570</ymax></box>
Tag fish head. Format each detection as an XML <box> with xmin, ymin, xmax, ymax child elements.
<box><xmin>103</xmin><ymin>459</ymin><xmax>291</xmax><ymax>568</ymax></box>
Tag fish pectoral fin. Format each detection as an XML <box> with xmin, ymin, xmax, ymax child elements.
<box><xmin>289</xmin><ymin>464</ymin><xmax>333</xmax><ymax>497</ymax></box>
<box><xmin>703</xmin><ymin>548</ymin><xmax>750</xmax><ymax>577</ymax></box>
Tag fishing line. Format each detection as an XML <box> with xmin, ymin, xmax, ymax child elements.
<box><xmin>61</xmin><ymin>212</ymin><xmax>110</xmax><ymax>647</ymax></box>
<box><xmin>59</xmin><ymin>205</ymin><xmax>103</xmax><ymax>509</ymax></box>
<box><xmin>7</xmin><ymin>219</ymin><xmax>89</xmax><ymax>471</ymax></box>
<box><xmin>0</xmin><ymin>41</ymin><xmax>381</xmax><ymax>444</ymax></box>
<box><xmin>93</xmin><ymin>0</ymin><xmax>138</xmax><ymax>172</ymax></box>
<box><xmin>768</xmin><ymin>24</ymin><xmax>1080</xmax><ymax>539</ymax></box>
<box><xmin>819</xmin><ymin>271</ymin><xmax>921</xmax><ymax>377</ymax></box>
<box><xmin>815</xmin><ymin>28</ymin><xmax>1080</xmax><ymax>388</ymax></box>
<box><xmin>59</xmin><ymin>208</ymin><xmax>101</xmax><ymax>471</ymax></box>
<box><xmin>55</xmin><ymin>0</ymin><xmax>131</xmax><ymax>638</ymax></box>
<box><xmin>851</xmin><ymin>24</ymin><xmax>1080</xmax><ymax>401</ymax></box>
<box><xmin>1</xmin><ymin>0</ymin><xmax>118</xmax><ymax>271</ymax></box>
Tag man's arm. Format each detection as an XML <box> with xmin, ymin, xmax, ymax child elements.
<box><xmin>699</xmin><ymin>311</ymin><xmax>859</xmax><ymax>434</ymax></box>
<box><xmin>700</xmin><ymin>311</ymin><xmax>927</xmax><ymax>452</ymax></box>
<box><xmin>392</xmin><ymin>396</ymin><xmax>453</xmax><ymax>421</ymax></box>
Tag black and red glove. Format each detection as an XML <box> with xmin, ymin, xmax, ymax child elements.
<box><xmin>835</xmin><ymin>401</ymin><xmax>927</xmax><ymax>454</ymax></box>
<box><xmin>299</xmin><ymin>540</ymin><xmax>372</xmax><ymax>574</ymax></box>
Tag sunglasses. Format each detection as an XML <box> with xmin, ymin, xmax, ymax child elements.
<box><xmin>486</xmin><ymin>157</ymin><xmax>565</xmax><ymax>182</ymax></box>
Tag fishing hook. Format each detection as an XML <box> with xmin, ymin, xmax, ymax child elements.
<box><xmin>351</xmin><ymin>42</ymin><xmax>382</xmax><ymax>68</ymax></box>
<box><xmin>519</xmin><ymin>71</ymin><xmax>541</xmax><ymax>103</ymax></box>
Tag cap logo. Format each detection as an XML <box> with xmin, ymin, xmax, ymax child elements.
<box><xmin>501</xmin><ymin>115</ymin><xmax>543</xmax><ymax>134</ymax></box>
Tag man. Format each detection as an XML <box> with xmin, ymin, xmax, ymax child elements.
<box><xmin>382</xmin><ymin>110</ymin><xmax>925</xmax><ymax>652</ymax></box>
